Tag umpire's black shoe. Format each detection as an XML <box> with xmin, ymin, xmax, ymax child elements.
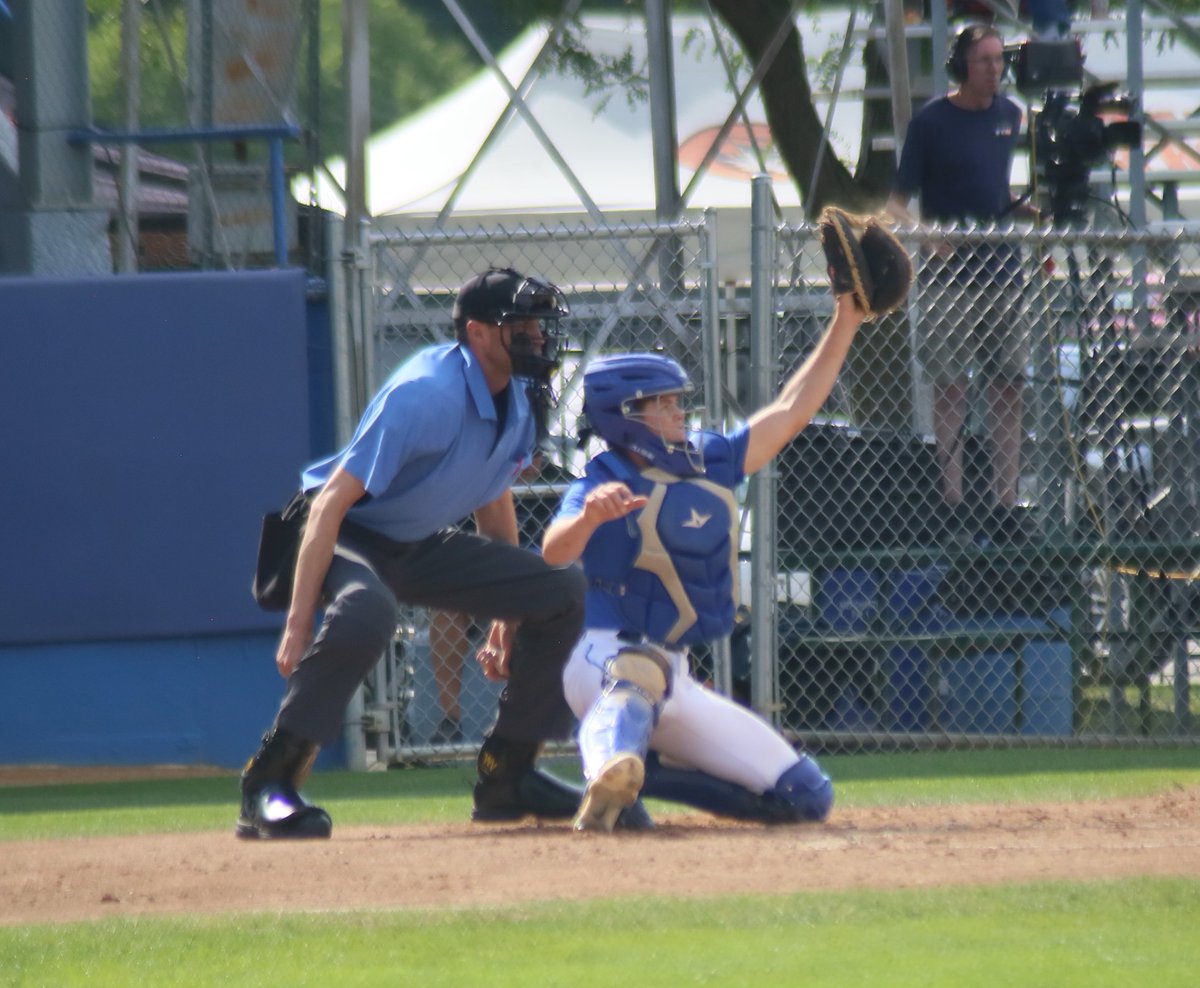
<box><xmin>472</xmin><ymin>765</ymin><xmax>582</xmax><ymax>821</ymax></box>
<box><xmin>472</xmin><ymin>735</ymin><xmax>580</xmax><ymax>821</ymax></box>
<box><xmin>237</xmin><ymin>782</ymin><xmax>333</xmax><ymax>839</ymax></box>
<box><xmin>236</xmin><ymin>727</ymin><xmax>332</xmax><ymax>839</ymax></box>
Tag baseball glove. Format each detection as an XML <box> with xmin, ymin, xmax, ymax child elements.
<box><xmin>818</xmin><ymin>206</ymin><xmax>913</xmax><ymax>321</ymax></box>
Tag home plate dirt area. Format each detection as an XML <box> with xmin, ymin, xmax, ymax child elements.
<box><xmin>2</xmin><ymin>776</ymin><xmax>1197</xmax><ymax>925</ymax></box>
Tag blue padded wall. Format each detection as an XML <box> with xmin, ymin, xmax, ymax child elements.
<box><xmin>0</xmin><ymin>269</ymin><xmax>311</xmax><ymax>644</ymax></box>
<box><xmin>0</xmin><ymin>269</ymin><xmax>352</xmax><ymax>768</ymax></box>
<box><xmin>0</xmin><ymin>633</ymin><xmax>344</xmax><ymax>769</ymax></box>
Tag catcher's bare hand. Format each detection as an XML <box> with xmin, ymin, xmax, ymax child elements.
<box><xmin>582</xmin><ymin>482</ymin><xmax>648</xmax><ymax>525</ymax></box>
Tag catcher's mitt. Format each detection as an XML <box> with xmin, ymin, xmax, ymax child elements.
<box><xmin>819</xmin><ymin>206</ymin><xmax>913</xmax><ymax>321</ymax></box>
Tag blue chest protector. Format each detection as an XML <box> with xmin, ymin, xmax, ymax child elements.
<box><xmin>583</xmin><ymin>452</ymin><xmax>740</xmax><ymax>645</ymax></box>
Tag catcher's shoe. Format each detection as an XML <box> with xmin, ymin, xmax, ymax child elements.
<box><xmin>574</xmin><ymin>752</ymin><xmax>645</xmax><ymax>833</ymax></box>
<box><xmin>236</xmin><ymin>727</ymin><xmax>332</xmax><ymax>839</ymax></box>
<box><xmin>613</xmin><ymin>797</ymin><xmax>656</xmax><ymax>831</ymax></box>
<box><xmin>472</xmin><ymin>735</ymin><xmax>581</xmax><ymax>821</ymax></box>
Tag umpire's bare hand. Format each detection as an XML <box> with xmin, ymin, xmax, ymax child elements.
<box><xmin>477</xmin><ymin>618</ymin><xmax>517</xmax><ymax>681</ymax></box>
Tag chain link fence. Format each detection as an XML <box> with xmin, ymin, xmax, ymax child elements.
<box><xmin>358</xmin><ymin>217</ymin><xmax>719</xmax><ymax>763</ymax></box>
<box><xmin>354</xmin><ymin>216</ymin><xmax>1200</xmax><ymax>765</ymax></box>
<box><xmin>772</xmin><ymin>224</ymin><xmax>1200</xmax><ymax>749</ymax></box>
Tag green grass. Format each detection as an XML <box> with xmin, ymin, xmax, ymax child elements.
<box><xmin>2</xmin><ymin>879</ymin><xmax>1197</xmax><ymax>987</ymax></box>
<box><xmin>2</xmin><ymin>747</ymin><xmax>1199</xmax><ymax>841</ymax></box>
<box><xmin>826</xmin><ymin>746</ymin><xmax>1200</xmax><ymax>806</ymax></box>
<box><xmin>2</xmin><ymin>749</ymin><xmax>1198</xmax><ymax>985</ymax></box>
<box><xmin>0</xmin><ymin>763</ymin><xmax>480</xmax><ymax>840</ymax></box>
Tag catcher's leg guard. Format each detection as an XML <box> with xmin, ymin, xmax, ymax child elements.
<box><xmin>641</xmin><ymin>752</ymin><xmax>833</xmax><ymax>824</ymax></box>
<box><xmin>236</xmin><ymin>727</ymin><xmax>331</xmax><ymax>839</ymax></box>
<box><xmin>762</xmin><ymin>756</ymin><xmax>834</xmax><ymax>822</ymax></box>
<box><xmin>472</xmin><ymin>735</ymin><xmax>581</xmax><ymax>822</ymax></box>
<box><xmin>575</xmin><ymin>645</ymin><xmax>671</xmax><ymax>833</ymax></box>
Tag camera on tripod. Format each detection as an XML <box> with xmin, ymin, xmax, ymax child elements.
<box><xmin>1008</xmin><ymin>39</ymin><xmax>1142</xmax><ymax>225</ymax></box>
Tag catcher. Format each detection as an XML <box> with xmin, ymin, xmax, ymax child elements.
<box><xmin>542</xmin><ymin>209</ymin><xmax>912</xmax><ymax>831</ymax></box>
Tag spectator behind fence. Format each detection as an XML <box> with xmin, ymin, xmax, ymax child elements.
<box><xmin>888</xmin><ymin>24</ymin><xmax>1038</xmax><ymax>546</ymax></box>
<box><xmin>427</xmin><ymin>609</ymin><xmax>471</xmax><ymax>743</ymax></box>
<box><xmin>948</xmin><ymin>0</ymin><xmax>1076</xmax><ymax>39</ymax></box>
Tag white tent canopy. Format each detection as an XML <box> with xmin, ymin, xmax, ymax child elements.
<box><xmin>300</xmin><ymin>12</ymin><xmax>868</xmax><ymax>221</ymax></box>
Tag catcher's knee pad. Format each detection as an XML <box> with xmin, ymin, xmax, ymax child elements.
<box><xmin>605</xmin><ymin>643</ymin><xmax>673</xmax><ymax>706</ymax></box>
<box><xmin>766</xmin><ymin>756</ymin><xmax>834</xmax><ymax>822</ymax></box>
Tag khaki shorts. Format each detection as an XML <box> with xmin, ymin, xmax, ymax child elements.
<box><xmin>916</xmin><ymin>261</ymin><xmax>1028</xmax><ymax>385</ymax></box>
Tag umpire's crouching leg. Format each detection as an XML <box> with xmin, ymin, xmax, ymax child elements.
<box><xmin>470</xmin><ymin>559</ymin><xmax>587</xmax><ymax>822</ymax></box>
<box><xmin>490</xmin><ymin>560</ymin><xmax>587</xmax><ymax>742</ymax></box>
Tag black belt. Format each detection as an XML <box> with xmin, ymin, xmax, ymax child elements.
<box><xmin>338</xmin><ymin>518</ymin><xmax>432</xmax><ymax>560</ymax></box>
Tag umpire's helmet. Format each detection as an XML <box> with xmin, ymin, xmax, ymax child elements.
<box><xmin>581</xmin><ymin>353</ymin><xmax>703</xmax><ymax>477</ymax></box>
<box><xmin>453</xmin><ymin>267</ymin><xmax>570</xmax><ymax>382</ymax></box>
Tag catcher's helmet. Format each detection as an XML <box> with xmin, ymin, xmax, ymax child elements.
<box><xmin>581</xmin><ymin>353</ymin><xmax>703</xmax><ymax>476</ymax></box>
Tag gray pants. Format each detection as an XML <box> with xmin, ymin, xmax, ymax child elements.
<box><xmin>275</xmin><ymin>525</ymin><xmax>586</xmax><ymax>746</ymax></box>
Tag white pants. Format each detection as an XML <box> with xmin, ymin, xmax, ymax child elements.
<box><xmin>563</xmin><ymin>629</ymin><xmax>800</xmax><ymax>794</ymax></box>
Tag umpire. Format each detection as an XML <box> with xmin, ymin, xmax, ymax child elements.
<box><xmin>238</xmin><ymin>267</ymin><xmax>587</xmax><ymax>839</ymax></box>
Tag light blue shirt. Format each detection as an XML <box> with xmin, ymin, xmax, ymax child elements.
<box><xmin>302</xmin><ymin>343</ymin><xmax>536</xmax><ymax>542</ymax></box>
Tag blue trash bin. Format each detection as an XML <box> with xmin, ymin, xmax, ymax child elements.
<box><xmin>816</xmin><ymin>568</ymin><xmax>880</xmax><ymax>632</ymax></box>
<box><xmin>880</xmin><ymin>567</ymin><xmax>947</xmax><ymax>732</ymax></box>
<box><xmin>940</xmin><ymin>647</ymin><xmax>1018</xmax><ymax>734</ymax></box>
<box><xmin>936</xmin><ymin>613</ymin><xmax>1073</xmax><ymax>735</ymax></box>
<box><xmin>1021</xmin><ymin>639</ymin><xmax>1073</xmax><ymax>736</ymax></box>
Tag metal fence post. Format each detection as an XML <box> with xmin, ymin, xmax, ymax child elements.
<box><xmin>749</xmin><ymin>175</ymin><xmax>780</xmax><ymax>723</ymax></box>
<box><xmin>1030</xmin><ymin>234</ymin><xmax>1066</xmax><ymax>536</ymax></box>
<box><xmin>339</xmin><ymin>220</ymin><xmax>381</xmax><ymax>770</ymax></box>
<box><xmin>701</xmin><ymin>208</ymin><xmax>734</xmax><ymax>697</ymax></box>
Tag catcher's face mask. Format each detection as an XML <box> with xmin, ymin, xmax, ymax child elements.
<box><xmin>625</xmin><ymin>392</ymin><xmax>689</xmax><ymax>445</ymax></box>
<box><xmin>624</xmin><ymin>390</ymin><xmax>705</xmax><ymax>477</ymax></box>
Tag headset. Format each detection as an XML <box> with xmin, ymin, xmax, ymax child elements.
<box><xmin>946</xmin><ymin>24</ymin><xmax>1002</xmax><ymax>84</ymax></box>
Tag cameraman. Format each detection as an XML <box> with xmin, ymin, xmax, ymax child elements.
<box><xmin>888</xmin><ymin>24</ymin><xmax>1037</xmax><ymax>545</ymax></box>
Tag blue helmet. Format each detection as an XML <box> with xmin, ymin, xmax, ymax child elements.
<box><xmin>582</xmin><ymin>353</ymin><xmax>703</xmax><ymax>476</ymax></box>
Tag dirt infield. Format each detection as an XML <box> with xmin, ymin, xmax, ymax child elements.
<box><xmin>3</xmin><ymin>777</ymin><xmax>1198</xmax><ymax>926</ymax></box>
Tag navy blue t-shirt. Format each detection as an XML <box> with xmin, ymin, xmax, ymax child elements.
<box><xmin>894</xmin><ymin>95</ymin><xmax>1022</xmax><ymax>225</ymax></box>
